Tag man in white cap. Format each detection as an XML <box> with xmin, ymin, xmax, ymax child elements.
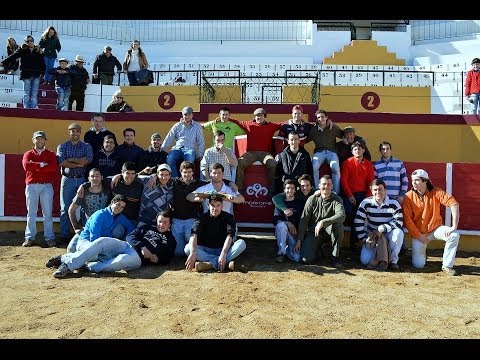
<box><xmin>68</xmin><ymin>55</ymin><xmax>90</xmax><ymax>111</ymax></box>
<box><xmin>22</xmin><ymin>130</ymin><xmax>58</xmax><ymax>247</ymax></box>
<box><xmin>229</xmin><ymin>107</ymin><xmax>281</xmax><ymax>195</ymax></box>
<box><xmin>161</xmin><ymin>106</ymin><xmax>205</xmax><ymax>178</ymax></box>
<box><xmin>402</xmin><ymin>169</ymin><xmax>460</xmax><ymax>276</ymax></box>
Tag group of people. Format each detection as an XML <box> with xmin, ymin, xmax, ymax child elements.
<box><xmin>22</xmin><ymin>104</ymin><xmax>462</xmax><ymax>279</ymax></box>
<box><xmin>0</xmin><ymin>28</ymin><xmax>149</xmax><ymax>111</ymax></box>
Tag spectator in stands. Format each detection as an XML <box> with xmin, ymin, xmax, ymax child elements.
<box><xmin>0</xmin><ymin>37</ymin><xmax>19</xmax><ymax>74</ymax></box>
<box><xmin>373</xmin><ymin>141</ymin><xmax>409</xmax><ymax>253</ymax></box>
<box><xmin>297</xmin><ymin>175</ymin><xmax>345</xmax><ymax>268</ymax></box>
<box><xmin>465</xmin><ymin>57</ymin><xmax>480</xmax><ymax>114</ymax></box>
<box><xmin>354</xmin><ymin>179</ymin><xmax>404</xmax><ymax>271</ymax></box>
<box><xmin>67</xmin><ymin>167</ymin><xmax>112</xmax><ymax>252</ymax></box>
<box><xmin>116</xmin><ymin>128</ymin><xmax>144</xmax><ymax>172</ymax></box>
<box><xmin>336</xmin><ymin>126</ymin><xmax>371</xmax><ymax>165</ymax></box>
<box><xmin>48</xmin><ymin>58</ymin><xmax>71</xmax><ymax>111</ymax></box>
<box><xmin>202</xmin><ymin>107</ymin><xmax>245</xmax><ymax>149</ymax></box>
<box><xmin>274</xmin><ymin>130</ymin><xmax>313</xmax><ymax>194</ymax></box>
<box><xmin>402</xmin><ymin>169</ymin><xmax>460</xmax><ymax>276</ymax></box>
<box><xmin>106</xmin><ymin>90</ymin><xmax>134</xmax><ymax>112</ymax></box>
<box><xmin>56</xmin><ymin>123</ymin><xmax>93</xmax><ymax>244</ymax></box>
<box><xmin>68</xmin><ymin>55</ymin><xmax>89</xmax><ymax>111</ymax></box>
<box><xmin>93</xmin><ymin>45</ymin><xmax>122</xmax><ymax>85</ymax></box>
<box><xmin>278</xmin><ymin>105</ymin><xmax>312</xmax><ymax>145</ymax></box>
<box><xmin>200</xmin><ymin>130</ymin><xmax>238</xmax><ymax>181</ymax></box>
<box><xmin>306</xmin><ymin>109</ymin><xmax>343</xmax><ymax>192</ymax></box>
<box><xmin>123</xmin><ymin>40</ymin><xmax>148</xmax><ymax>86</ymax></box>
<box><xmin>272</xmin><ymin>173</ymin><xmax>315</xmax><ymax>214</ymax></box>
<box><xmin>0</xmin><ymin>35</ymin><xmax>45</xmax><ymax>109</ymax></box>
<box><xmin>46</xmin><ymin>194</ymin><xmax>136</xmax><ymax>278</ymax></box>
<box><xmin>138</xmin><ymin>132</ymin><xmax>168</xmax><ymax>176</ymax></box>
<box><xmin>83</xmin><ymin>112</ymin><xmax>117</xmax><ymax>152</ymax></box>
<box><xmin>273</xmin><ymin>179</ymin><xmax>303</xmax><ymax>263</ymax></box>
<box><xmin>185</xmin><ymin>195</ymin><xmax>246</xmax><ymax>272</ymax></box>
<box><xmin>230</xmin><ymin>107</ymin><xmax>281</xmax><ymax>195</ymax></box>
<box><xmin>90</xmin><ymin>134</ymin><xmax>122</xmax><ymax>178</ymax></box>
<box><xmin>38</xmin><ymin>26</ymin><xmax>61</xmax><ymax>86</ymax></box>
<box><xmin>22</xmin><ymin>130</ymin><xmax>57</xmax><ymax>248</ymax></box>
<box><xmin>161</xmin><ymin>106</ymin><xmax>205</xmax><ymax>178</ymax></box>
<box><xmin>340</xmin><ymin>141</ymin><xmax>375</xmax><ymax>252</ymax></box>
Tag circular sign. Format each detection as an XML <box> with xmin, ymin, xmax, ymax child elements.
<box><xmin>158</xmin><ymin>92</ymin><xmax>176</xmax><ymax>109</ymax></box>
<box><xmin>360</xmin><ymin>92</ymin><xmax>380</xmax><ymax>110</ymax></box>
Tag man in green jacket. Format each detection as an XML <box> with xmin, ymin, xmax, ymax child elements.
<box><xmin>296</xmin><ymin>175</ymin><xmax>346</xmax><ymax>268</ymax></box>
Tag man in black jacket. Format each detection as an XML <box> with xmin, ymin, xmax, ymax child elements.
<box><xmin>68</xmin><ymin>55</ymin><xmax>90</xmax><ymax>111</ymax></box>
<box><xmin>93</xmin><ymin>46</ymin><xmax>122</xmax><ymax>85</ymax></box>
<box><xmin>274</xmin><ymin>131</ymin><xmax>313</xmax><ymax>194</ymax></box>
<box><xmin>0</xmin><ymin>35</ymin><xmax>45</xmax><ymax>109</ymax></box>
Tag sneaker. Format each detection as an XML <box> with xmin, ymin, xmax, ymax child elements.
<box><xmin>330</xmin><ymin>257</ymin><xmax>344</xmax><ymax>269</ymax></box>
<box><xmin>228</xmin><ymin>261</ymin><xmax>235</xmax><ymax>271</ymax></box>
<box><xmin>389</xmin><ymin>263</ymin><xmax>400</xmax><ymax>271</ymax></box>
<box><xmin>45</xmin><ymin>240</ymin><xmax>56</xmax><ymax>248</ymax></box>
<box><xmin>53</xmin><ymin>263</ymin><xmax>72</xmax><ymax>278</ymax></box>
<box><xmin>195</xmin><ymin>261</ymin><xmax>213</xmax><ymax>272</ymax></box>
<box><xmin>275</xmin><ymin>254</ymin><xmax>286</xmax><ymax>263</ymax></box>
<box><xmin>56</xmin><ymin>236</ymin><xmax>71</xmax><ymax>245</ymax></box>
<box><xmin>22</xmin><ymin>239</ymin><xmax>33</xmax><ymax>247</ymax></box>
<box><xmin>441</xmin><ymin>266</ymin><xmax>457</xmax><ymax>276</ymax></box>
<box><xmin>46</xmin><ymin>255</ymin><xmax>62</xmax><ymax>268</ymax></box>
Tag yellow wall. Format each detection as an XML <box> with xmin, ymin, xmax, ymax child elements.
<box><xmin>121</xmin><ymin>86</ymin><xmax>201</xmax><ymax>112</ymax></box>
<box><xmin>2</xmin><ymin>115</ymin><xmax>479</xmax><ymax>164</ymax></box>
<box><xmin>319</xmin><ymin>86</ymin><xmax>431</xmax><ymax>114</ymax></box>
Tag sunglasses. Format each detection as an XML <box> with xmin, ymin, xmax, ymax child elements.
<box><xmin>25</xmin><ymin>39</ymin><xmax>34</xmax><ymax>43</ymax></box>
<box><xmin>115</xmin><ymin>96</ymin><xmax>123</xmax><ymax>99</ymax></box>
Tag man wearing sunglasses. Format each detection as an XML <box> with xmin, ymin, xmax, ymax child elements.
<box><xmin>0</xmin><ymin>35</ymin><xmax>45</xmax><ymax>109</ymax></box>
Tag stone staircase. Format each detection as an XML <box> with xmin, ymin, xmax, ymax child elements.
<box><xmin>16</xmin><ymin>82</ymin><xmax>57</xmax><ymax>110</ymax></box>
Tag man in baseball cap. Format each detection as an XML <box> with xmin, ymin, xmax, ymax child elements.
<box><xmin>68</xmin><ymin>122</ymin><xmax>82</xmax><ymax>131</ymax></box>
<box><xmin>402</xmin><ymin>169</ymin><xmax>461</xmax><ymax>276</ymax></box>
<box><xmin>138</xmin><ymin>133</ymin><xmax>168</xmax><ymax>176</ymax></box>
<box><xmin>22</xmin><ymin>129</ymin><xmax>57</xmax><ymax>247</ymax></box>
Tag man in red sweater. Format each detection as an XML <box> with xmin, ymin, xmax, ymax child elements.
<box><xmin>340</xmin><ymin>141</ymin><xmax>375</xmax><ymax>252</ymax></box>
<box><xmin>230</xmin><ymin>108</ymin><xmax>280</xmax><ymax>195</ymax></box>
<box><xmin>22</xmin><ymin>130</ymin><xmax>58</xmax><ymax>247</ymax></box>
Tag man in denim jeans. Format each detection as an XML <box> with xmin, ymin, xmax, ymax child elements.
<box><xmin>22</xmin><ymin>131</ymin><xmax>57</xmax><ymax>247</ymax></box>
<box><xmin>0</xmin><ymin>35</ymin><xmax>45</xmax><ymax>109</ymax></box>
<box><xmin>465</xmin><ymin>57</ymin><xmax>480</xmax><ymax>114</ymax></box>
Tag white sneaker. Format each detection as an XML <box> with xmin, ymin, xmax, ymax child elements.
<box><xmin>441</xmin><ymin>266</ymin><xmax>457</xmax><ymax>276</ymax></box>
<box><xmin>22</xmin><ymin>239</ymin><xmax>33</xmax><ymax>247</ymax></box>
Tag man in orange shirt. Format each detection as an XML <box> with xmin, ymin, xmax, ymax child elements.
<box><xmin>402</xmin><ymin>169</ymin><xmax>460</xmax><ymax>276</ymax></box>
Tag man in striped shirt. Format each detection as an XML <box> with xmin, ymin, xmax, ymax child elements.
<box><xmin>373</xmin><ymin>141</ymin><xmax>408</xmax><ymax>253</ymax></box>
<box><xmin>354</xmin><ymin>179</ymin><xmax>404</xmax><ymax>271</ymax></box>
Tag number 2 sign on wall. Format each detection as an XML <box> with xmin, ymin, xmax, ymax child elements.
<box><xmin>158</xmin><ymin>92</ymin><xmax>176</xmax><ymax>110</ymax></box>
<box><xmin>361</xmin><ymin>91</ymin><xmax>380</xmax><ymax>111</ymax></box>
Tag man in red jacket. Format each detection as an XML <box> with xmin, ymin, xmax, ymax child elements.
<box><xmin>22</xmin><ymin>131</ymin><xmax>58</xmax><ymax>247</ymax></box>
<box><xmin>465</xmin><ymin>57</ymin><xmax>480</xmax><ymax>114</ymax></box>
<box><xmin>230</xmin><ymin>108</ymin><xmax>280</xmax><ymax>195</ymax></box>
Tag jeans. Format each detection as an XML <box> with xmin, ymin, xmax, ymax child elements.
<box><xmin>24</xmin><ymin>183</ymin><xmax>54</xmax><ymax>241</ymax></box>
<box><xmin>22</xmin><ymin>76</ymin><xmax>40</xmax><ymax>109</ymax></box>
<box><xmin>112</xmin><ymin>219</ymin><xmax>138</xmax><ymax>240</ymax></box>
<box><xmin>43</xmin><ymin>57</ymin><xmax>56</xmax><ymax>82</ymax></box>
<box><xmin>275</xmin><ymin>221</ymin><xmax>301</xmax><ymax>262</ymax></box>
<box><xmin>343</xmin><ymin>192</ymin><xmax>367</xmax><ymax>248</ymax></box>
<box><xmin>61</xmin><ymin>236</ymin><xmax>142</xmax><ymax>273</ymax></box>
<box><xmin>60</xmin><ymin>176</ymin><xmax>85</xmax><ymax>238</ymax></box>
<box><xmin>184</xmin><ymin>239</ymin><xmax>246</xmax><ymax>270</ymax></box>
<box><xmin>360</xmin><ymin>228</ymin><xmax>404</xmax><ymax>265</ymax></box>
<box><xmin>127</xmin><ymin>72</ymin><xmax>138</xmax><ymax>86</ymax></box>
<box><xmin>171</xmin><ymin>218</ymin><xmax>196</xmax><ymax>256</ymax></box>
<box><xmin>411</xmin><ymin>226</ymin><xmax>460</xmax><ymax>269</ymax></box>
<box><xmin>312</xmin><ymin>150</ymin><xmax>340</xmax><ymax>193</ymax></box>
<box><xmin>56</xmin><ymin>86</ymin><xmax>71</xmax><ymax>110</ymax></box>
<box><xmin>166</xmin><ymin>149</ymin><xmax>196</xmax><ymax>178</ymax></box>
<box><xmin>470</xmin><ymin>93</ymin><xmax>480</xmax><ymax>114</ymax></box>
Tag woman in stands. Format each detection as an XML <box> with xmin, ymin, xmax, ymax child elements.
<box><xmin>1</xmin><ymin>37</ymin><xmax>19</xmax><ymax>74</ymax></box>
<box><xmin>38</xmin><ymin>26</ymin><xmax>61</xmax><ymax>86</ymax></box>
<box><xmin>106</xmin><ymin>90</ymin><xmax>134</xmax><ymax>112</ymax></box>
<box><xmin>123</xmin><ymin>40</ymin><xmax>148</xmax><ymax>86</ymax></box>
